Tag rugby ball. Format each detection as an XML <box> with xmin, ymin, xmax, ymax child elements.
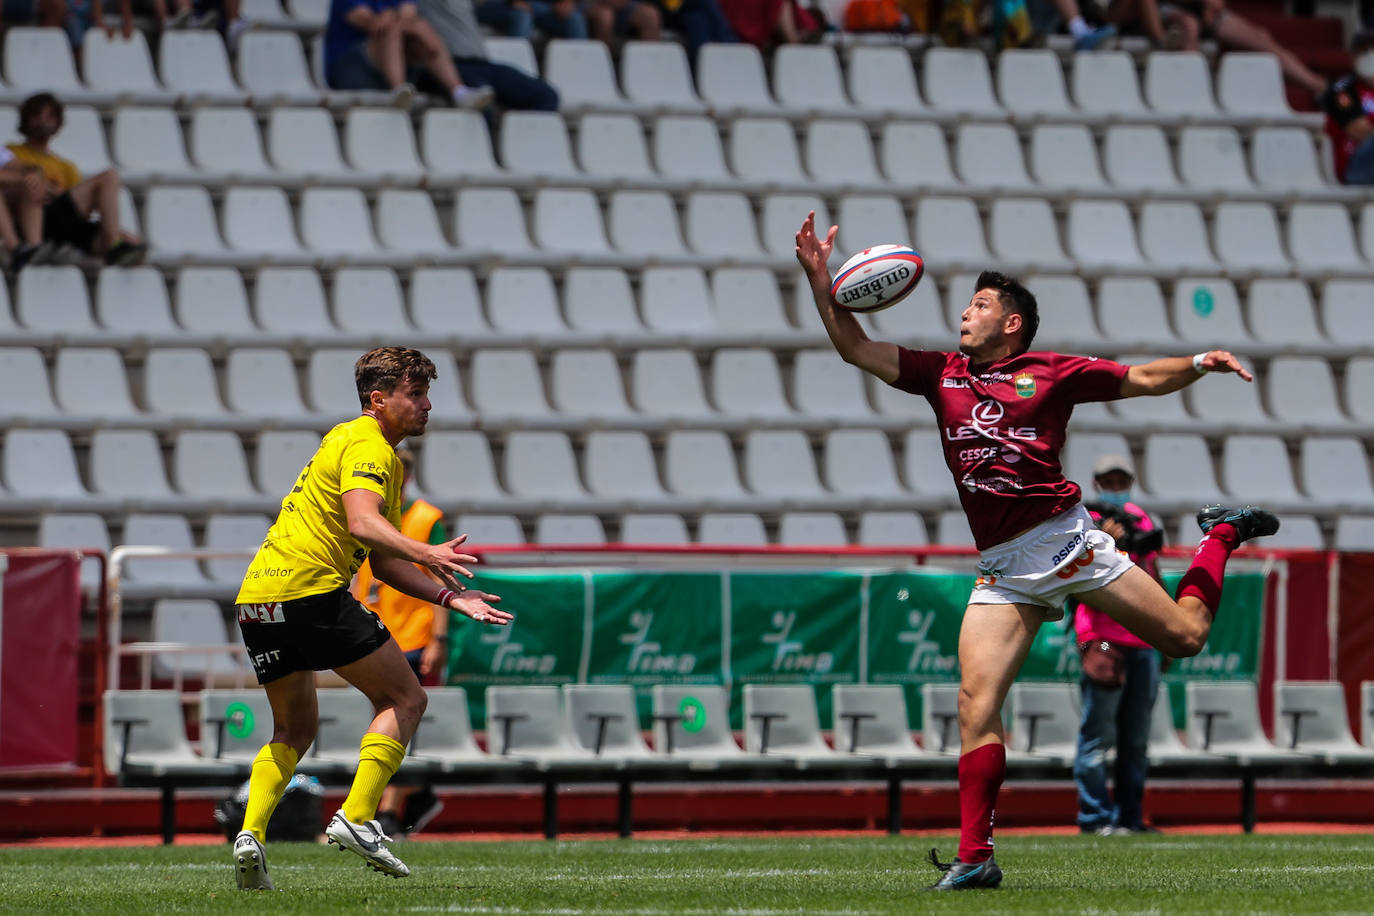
<box><xmin>829</xmin><ymin>244</ymin><xmax>925</xmax><ymax>313</ymax></box>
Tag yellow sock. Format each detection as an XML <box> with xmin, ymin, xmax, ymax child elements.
<box><xmin>241</xmin><ymin>742</ymin><xmax>300</xmax><ymax>843</ymax></box>
<box><xmin>341</xmin><ymin>733</ymin><xmax>407</xmax><ymax>825</ymax></box>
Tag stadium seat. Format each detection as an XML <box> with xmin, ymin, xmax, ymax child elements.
<box><xmin>1216</xmin><ymin>52</ymin><xmax>1303</xmax><ymax>119</ymax></box>
<box><xmin>203</xmin><ymin>513</ymin><xmax>271</xmax><ymax>584</ymax></box>
<box><xmin>1253</xmin><ymin>514</ymin><xmax>1324</xmax><ymax>549</ymax></box>
<box><xmin>1266</xmin><ymin>356</ymin><xmax>1350</xmax><ymax>427</ymax></box>
<box><xmin>112</xmin><ymin>107</ymin><xmax>193</xmax><ymax>180</ymax></box>
<box><xmin>632</xmin><ymin>350</ymin><xmax>717</xmax><ymax>419</ymax></box>
<box><xmin>1300</xmin><ymin>437</ymin><xmax>1374</xmax><ymax>507</ymax></box>
<box><xmin>1178</xmin><ymin>126</ymin><xmax>1254</xmax><ymax>193</ymax></box>
<box><xmin>989</xmin><ymin>199</ymin><xmax>1073</xmax><ymax>273</ymax></box>
<box><xmin>1066</xmin><ymin>200</ymin><xmax>1149</xmax><ymax>272</ymax></box>
<box><xmin>550</xmin><ymin>350</ymin><xmax>637</xmax><ymax>422</ymax></box>
<box><xmin>1097</xmin><ymin>277</ymin><xmax>1180</xmax><ymax>349</ymax></box>
<box><xmin>1062</xmin><ymin>433</ymin><xmax>1133</xmax><ymax>491</ymax></box>
<box><xmin>1170</xmin><ymin>277</ymin><xmax>1251</xmax><ymax>344</ymax></box>
<box><xmin>17</xmin><ymin>266</ymin><xmax>98</xmax><ymax>335</ymax></box>
<box><xmin>504</xmin><ymin>431</ymin><xmax>589</xmax><ymax>503</ymax></box>
<box><xmin>1325</xmin><ymin>281</ymin><xmax>1374</xmax><ymax>349</ymax></box>
<box><xmin>804</xmin><ymin>118</ymin><xmax>881</xmax><ymax>188</ymax></box>
<box><xmin>684</xmin><ymin>190</ymin><xmax>771</xmax><ymax>263</ymax></box>
<box><xmin>1103</xmin><ymin>125</ymin><xmax>1181</xmax><ymax>191</ymax></box>
<box><xmin>619</xmin><ymin>513</ymin><xmax>690</xmax><ymax>544</ymax></box>
<box><xmin>1070</xmin><ymin>51</ymin><xmax>1147</xmax><ymax>118</ymax></box>
<box><xmin>1139</xmin><ymin>201</ymin><xmax>1221</xmax><ymax>272</ymax></box>
<box><xmin>121</xmin><ymin>513</ymin><xmax>207</xmax><ymax>584</ymax></box>
<box><xmin>454</xmin><ymin>513</ymin><xmax>525</xmax><ymax>544</ymax></box>
<box><xmin>145</xmin><ymin>186</ymin><xmax>231</xmax><ymax>261</ymax></box>
<box><xmin>1336</xmin><ymin>516</ymin><xmax>1374</xmax><ymax>550</ymax></box>
<box><xmin>305</xmin><ymin>349</ymin><xmax>366</xmax><ymax>419</ymax></box>
<box><xmin>1022</xmin><ymin>275</ymin><xmax>1101</xmax><ymax>349</ymax></box>
<box><xmin>1109</xmin><ymin>354</ymin><xmax>1193</xmax><ymax>426</ymax></box>
<box><xmin>934</xmin><ymin>510</ymin><xmax>974</xmax><ymax>546</ymax></box>
<box><xmin>224</xmin><ymin>347</ymin><xmax>311</xmax><ymax>421</ymax></box>
<box><xmin>222</xmin><ymin>187</ymin><xmax>307</xmax><ymax>260</ymax></box>
<box><xmin>533</xmin><ymin>188</ymin><xmax>617</xmax><ymax>258</ymax></box>
<box><xmin>955</xmin><ymin>123</ymin><xmax>1033</xmax><ymax>191</ymax></box>
<box><xmin>1147</xmin><ymin>684</ymin><xmax>1223</xmax><ymax>767</ymax></box>
<box><xmin>664</xmin><ymin>431</ymin><xmax>746</xmax><ymax>500</ymax></box>
<box><xmin>300</xmin><ymin>689</ymin><xmax>377</xmax><ymax>775</ymax></box>
<box><xmin>453</xmin><ymin>187</ymin><xmax>537</xmax><ymax>259</ymax></box>
<box><xmin>831</xmin><ymin>684</ymin><xmax>935</xmax><ymax>765</ymax></box>
<box><xmin>300</xmin><ymin>188</ymin><xmax>383</xmax><ymax>258</ymax></box>
<box><xmin>4</xmin><ymin>27</ymin><xmax>86</xmax><ymax>94</ymax></box>
<box><xmin>871</xmin><ymin>272</ymin><xmax>949</xmax><ymax>339</ymax></box>
<box><xmin>542</xmin><ymin>38</ymin><xmax>630</xmax><ymax>112</ymax></box>
<box><xmin>564</xmin><ymin>267</ymin><xmax>643</xmax><ymax>335</ymax></box>
<box><xmin>418</xmin><ymin>431</ymin><xmax>508</xmax><ymax>505</ymax></box>
<box><xmin>94</xmin><ymin>266</ymin><xmax>173</xmax><ymax>337</ymax></box>
<box><xmin>697</xmin><ymin>513</ymin><xmax>767</xmax><ymax>545</ymax></box>
<box><xmin>172</xmin><ymin>430</ymin><xmax>259</xmax><ymax>503</ymax></box>
<box><xmin>1144</xmin><ymin>50</ymin><xmax>1220</xmax><ymax>117</ymax></box>
<box><xmin>712</xmin><ymin>349</ymin><xmax>794</xmax><ymax>420</ymax></box>
<box><xmin>743</xmin><ymin>430</ymin><xmax>824</xmax><ymax>499</ymax></box>
<box><xmin>172</xmin><ymin>267</ymin><xmax>254</xmax><ymax>339</ymax></box>
<box><xmin>144</xmin><ymin>347</ymin><xmax>232</xmax><ymax>421</ymax></box>
<box><xmin>4</xmin><ymin>429</ymin><xmax>96</xmax><ymax>505</ymax></box>
<box><xmin>236</xmin><ymin>32</ymin><xmax>318</xmax><ymax>104</ymax></box>
<box><xmin>879</xmin><ymin>121</ymin><xmax>960</xmax><ymax>189</ymax></box>
<box><xmin>410</xmin><ymin>687</ymin><xmax>515</xmax><ymax>773</ymax></box>
<box><xmin>1029</xmin><ymin>124</ymin><xmax>1107</xmax><ymax>191</ymax></box>
<box><xmin>621</xmin><ymin>40</ymin><xmax>704</xmax><ymax>112</ymax></box>
<box><xmin>419</xmin><ymin>109</ymin><xmax>503</xmax><ymax>184</ymax></box>
<box><xmin>331</xmin><ymin>267</ymin><xmax>410</xmax><ymax>337</ymax></box>
<box><xmin>562</xmin><ymin>685</ymin><xmax>659</xmax><ymax>761</ymax></box>
<box><xmin>50</xmin><ymin>105</ymin><xmax>112</xmax><ymax>177</ymax></box>
<box><xmin>902</xmin><ymin>430</ymin><xmax>957</xmax><ymax>498</ymax></box>
<box><xmin>653</xmin><ymin>115</ymin><xmax>731</xmax><ymax>183</ymax></box>
<box><xmin>609</xmin><ymin>190</ymin><xmax>691</xmax><ymax>258</ymax></box>
<box><xmin>641</xmin><ymin>266</ymin><xmax>714</xmax><ymax>333</ymax></box>
<box><xmin>762</xmin><ymin>193</ymin><xmax>832</xmax><ymax>263</ymax></box>
<box><xmin>997</xmin><ymin>49</ymin><xmax>1075</xmax><ymax>119</ymax></box>
<box><xmin>712</xmin><ymin>267</ymin><xmax>795</xmax><ymax>335</ymax></box>
<box><xmin>919</xmin><ymin>683</ymin><xmax>961</xmax><ymax>754</ymax></box>
<box><xmin>483</xmin><ymin>35</ymin><xmax>537</xmax><ymax>75</ymax></box>
<box><xmin>1185</xmin><ymin>362</ymin><xmax>1271</xmax><ymax>428</ymax></box>
<box><xmin>254</xmin><ymin>430</ymin><xmax>320</xmax><ymax>497</ymax></box>
<box><xmin>1185</xmin><ymin>681</ymin><xmax>1312</xmax><ymax>764</ymax></box>
<box><xmin>774</xmin><ymin>45</ymin><xmax>851</xmax><ymax>116</ymax></box>
<box><xmin>500</xmin><ymin>110</ymin><xmax>579</xmax><ymax>179</ymax></box>
<box><xmin>150</xmin><ymin>599</ymin><xmax>251</xmax><ymax>683</ymax></box>
<box><xmin>793</xmin><ymin>350</ymin><xmax>876</xmax><ymax>420</ymax></box>
<box><xmin>1287</xmin><ymin>203</ymin><xmax>1370</xmax><ymax>275</ymax></box>
<box><xmin>1246</xmin><ymin>279</ymin><xmax>1326</xmax><ymax>347</ymax></box>
<box><xmin>857</xmin><ymin>511</ymin><xmax>928</xmax><ymax>546</ymax></box>
<box><xmin>1252</xmin><ymin>127</ymin><xmax>1328</xmax><ymax>193</ymax></box>
<box><xmin>743</xmin><ymin>685</ymin><xmax>847</xmax><ymax>766</ymax></box>
<box><xmin>778</xmin><ymin>512</ymin><xmax>847</xmax><ymax>546</ymax></box>
<box><xmin>344</xmin><ymin>108</ymin><xmax>423</xmax><ymax>181</ymax></box>
<box><xmin>39</xmin><ymin>512</ymin><xmax>110</xmax><ymax>590</ymax></box>
<box><xmin>468</xmin><ymin>349</ymin><xmax>552</xmax><ymax>420</ymax></box>
<box><xmin>578</xmin><ymin>113</ymin><xmax>654</xmax><ymax>182</ymax></box>
<box><xmin>730</xmin><ymin>117</ymin><xmax>805</xmax><ymax>186</ymax></box>
<box><xmin>485</xmin><ymin>686</ymin><xmax>592</xmax><ymax>761</ymax></box>
<box><xmin>159</xmin><ymin>31</ymin><xmax>245</xmax><ymax>104</ymax></box>
<box><xmin>847</xmin><ymin>45</ymin><xmax>927</xmax><ymax>116</ymax></box>
<box><xmin>267</xmin><ymin>107</ymin><xmax>348</xmax><ymax>180</ymax></box>
<box><xmin>584</xmin><ymin>431</ymin><xmax>667</xmax><ymax>500</ymax></box>
<box><xmin>695</xmin><ymin>42</ymin><xmax>776</xmax><ymax>115</ymax></box>
<box><xmin>486</xmin><ymin>267</ymin><xmax>569</xmax><ymax>335</ymax></box>
<box><xmin>1220</xmin><ymin>435</ymin><xmax>1302</xmax><ymax>504</ymax></box>
<box><xmin>1363</xmin><ymin>683</ymin><xmax>1374</xmax><ymax>747</ymax></box>
<box><xmin>104</xmin><ymin>690</ymin><xmax>239</xmax><ymax>782</ymax></box>
<box><xmin>1213</xmin><ymin>202</ymin><xmax>1291</xmax><ymax>276</ymax></box>
<box><xmin>914</xmin><ymin>196</ymin><xmax>992</xmax><ymax>272</ymax></box>
<box><xmin>1143</xmin><ymin>433</ymin><xmax>1221</xmax><ymax>503</ymax></box>
<box><xmin>535</xmin><ymin>514</ymin><xmax>606</xmax><ymax>545</ymax></box>
<box><xmin>1272</xmin><ymin>682</ymin><xmax>1374</xmax><ymax>763</ymax></box>
<box><xmin>922</xmin><ymin>47</ymin><xmax>1000</xmax><ymax>115</ymax></box>
<box><xmin>1006</xmin><ymin>683</ymin><xmax>1079</xmax><ymax>765</ymax></box>
<box><xmin>54</xmin><ymin>347</ymin><xmax>141</xmax><ymax>423</ymax></box>
<box><xmin>90</xmin><ymin>429</ymin><xmax>177</xmax><ymax>503</ymax></box>
<box><xmin>376</xmin><ymin>188</ymin><xmax>455</xmax><ymax>258</ymax></box>
<box><xmin>652</xmin><ymin>684</ymin><xmax>752</xmax><ymax>764</ymax></box>
<box><xmin>254</xmin><ymin>268</ymin><xmax>340</xmax><ymax>340</ymax></box>
<box><xmin>0</xmin><ymin>347</ymin><xmax>60</xmax><ymax>423</ymax></box>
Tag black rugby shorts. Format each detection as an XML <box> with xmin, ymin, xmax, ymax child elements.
<box><xmin>237</xmin><ymin>588</ymin><xmax>391</xmax><ymax>685</ymax></box>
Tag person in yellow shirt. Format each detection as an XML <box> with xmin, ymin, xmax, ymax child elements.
<box><xmin>8</xmin><ymin>92</ymin><xmax>147</xmax><ymax>266</ymax></box>
<box><xmin>352</xmin><ymin>445</ymin><xmax>449</xmax><ymax>838</ymax></box>
<box><xmin>231</xmin><ymin>346</ymin><xmax>511</xmax><ymax>891</ymax></box>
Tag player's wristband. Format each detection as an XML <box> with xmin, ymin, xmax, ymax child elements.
<box><xmin>435</xmin><ymin>587</ymin><xmax>461</xmax><ymax>607</ymax></box>
<box><xmin>1192</xmin><ymin>352</ymin><xmax>1210</xmax><ymax>374</ymax></box>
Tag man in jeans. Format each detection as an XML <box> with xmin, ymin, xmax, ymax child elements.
<box><xmin>1072</xmin><ymin>453</ymin><xmax>1164</xmax><ymax>837</ymax></box>
<box><xmin>416</xmin><ymin>0</ymin><xmax>560</xmax><ymax>111</ymax></box>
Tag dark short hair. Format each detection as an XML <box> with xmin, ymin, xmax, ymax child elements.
<box><xmin>354</xmin><ymin>347</ymin><xmax>437</xmax><ymax>409</ymax></box>
<box><xmin>975</xmin><ymin>270</ymin><xmax>1039</xmax><ymax>353</ymax></box>
<box><xmin>18</xmin><ymin>92</ymin><xmax>63</xmax><ymax>137</ymax></box>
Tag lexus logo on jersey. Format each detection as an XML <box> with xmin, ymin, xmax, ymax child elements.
<box><xmin>971</xmin><ymin>400</ymin><xmax>1004</xmax><ymax>425</ymax></box>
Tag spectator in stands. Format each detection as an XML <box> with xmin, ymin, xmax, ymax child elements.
<box><xmin>7</xmin><ymin>93</ymin><xmax>146</xmax><ymax>266</ymax></box>
<box><xmin>0</xmin><ymin>149</ymin><xmax>51</xmax><ymax>272</ymax></box>
<box><xmin>583</xmin><ymin>0</ymin><xmax>661</xmax><ymax>46</ymax></box>
<box><xmin>1045</xmin><ymin>0</ymin><xmax>1117</xmax><ymax>49</ymax></box>
<box><xmin>1321</xmin><ymin>30</ymin><xmax>1374</xmax><ymax>185</ymax></box>
<box><xmin>653</xmin><ymin>0</ymin><xmax>736</xmax><ymax>68</ymax></box>
<box><xmin>60</xmin><ymin>0</ymin><xmax>135</xmax><ymax>49</ymax></box>
<box><xmin>1155</xmin><ymin>0</ymin><xmax>1326</xmax><ymax>95</ymax></box>
<box><xmin>2</xmin><ymin>0</ymin><xmax>66</xmax><ymax>30</ymax></box>
<box><xmin>1072</xmin><ymin>453</ymin><xmax>1166</xmax><ymax>837</ymax></box>
<box><xmin>351</xmin><ymin>447</ymin><xmax>448</xmax><ymax>840</ymax></box>
<box><xmin>719</xmin><ymin>0</ymin><xmax>820</xmax><ymax>49</ymax></box>
<box><xmin>474</xmin><ymin>0</ymin><xmax>588</xmax><ymax>40</ymax></box>
<box><xmin>325</xmin><ymin>0</ymin><xmax>497</xmax><ymax>109</ymax></box>
<box><xmin>416</xmin><ymin>0</ymin><xmax>560</xmax><ymax>110</ymax></box>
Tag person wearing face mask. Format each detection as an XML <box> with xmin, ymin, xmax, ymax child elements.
<box><xmin>1321</xmin><ymin>31</ymin><xmax>1374</xmax><ymax>185</ymax></box>
<box><xmin>1071</xmin><ymin>453</ymin><xmax>1166</xmax><ymax>837</ymax></box>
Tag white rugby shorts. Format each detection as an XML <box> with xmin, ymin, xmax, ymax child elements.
<box><xmin>967</xmin><ymin>504</ymin><xmax>1135</xmax><ymax>619</ymax></box>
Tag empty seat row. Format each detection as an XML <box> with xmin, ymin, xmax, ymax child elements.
<box><xmin>26</xmin><ymin>99</ymin><xmax>1334</xmax><ymax>201</ymax></box>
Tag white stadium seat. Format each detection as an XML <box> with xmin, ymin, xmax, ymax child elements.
<box><xmin>505</xmin><ymin>431</ymin><xmax>589</xmax><ymax>500</ymax></box>
<box><xmin>847</xmin><ymin>46</ymin><xmax>926</xmax><ymax>116</ymax></box>
<box><xmin>1143</xmin><ymin>50</ymin><xmax>1218</xmax><ymax>117</ymax></box>
<box><xmin>620</xmin><ymin>40</ymin><xmax>703</xmax><ymax>112</ymax></box>
<box><xmin>1071</xmin><ymin>52</ymin><xmax>1147</xmax><ymax>118</ymax></box>
<box><xmin>696</xmin><ymin>42</ymin><xmax>776</xmax><ymax>115</ymax></box>
<box><xmin>923</xmin><ymin>48</ymin><xmax>1000</xmax><ymax>115</ymax></box>
<box><xmin>997</xmin><ymin>49</ymin><xmax>1074</xmax><ymax>118</ymax></box>
<box><xmin>774</xmin><ymin>45</ymin><xmax>851</xmax><ymax>116</ymax></box>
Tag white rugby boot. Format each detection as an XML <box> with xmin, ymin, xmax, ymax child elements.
<box><xmin>233</xmin><ymin>830</ymin><xmax>275</xmax><ymax>890</ymax></box>
<box><xmin>325</xmin><ymin>809</ymin><xmax>411</xmax><ymax>877</ymax></box>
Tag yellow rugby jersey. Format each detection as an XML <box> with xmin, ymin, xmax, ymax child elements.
<box><xmin>237</xmin><ymin>416</ymin><xmax>403</xmax><ymax>603</ymax></box>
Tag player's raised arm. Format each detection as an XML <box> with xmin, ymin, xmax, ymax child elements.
<box><xmin>796</xmin><ymin>211</ymin><xmax>901</xmax><ymax>384</ymax></box>
<box><xmin>1120</xmin><ymin>349</ymin><xmax>1253</xmax><ymax>398</ymax></box>
<box><xmin>342</xmin><ymin>488</ymin><xmax>479</xmax><ymax>581</ymax></box>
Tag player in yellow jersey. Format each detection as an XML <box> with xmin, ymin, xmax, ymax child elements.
<box><xmin>231</xmin><ymin>346</ymin><xmax>512</xmax><ymax>891</ymax></box>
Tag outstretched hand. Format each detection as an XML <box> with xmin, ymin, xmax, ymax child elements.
<box><xmin>446</xmin><ymin>589</ymin><xmax>512</xmax><ymax>626</ymax></box>
<box><xmin>1198</xmin><ymin>350</ymin><xmax>1253</xmax><ymax>382</ymax></box>
<box><xmin>421</xmin><ymin>533</ymin><xmax>478</xmax><ymax>584</ymax></box>
<box><xmin>795</xmin><ymin>210</ymin><xmax>837</xmax><ymax>281</ymax></box>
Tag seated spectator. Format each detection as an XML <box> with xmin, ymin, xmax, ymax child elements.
<box><xmin>7</xmin><ymin>93</ymin><xmax>146</xmax><ymax>266</ymax></box>
<box><xmin>416</xmin><ymin>0</ymin><xmax>560</xmax><ymax>111</ymax></box>
<box><xmin>583</xmin><ymin>0</ymin><xmax>660</xmax><ymax>45</ymax></box>
<box><xmin>0</xmin><ymin>149</ymin><xmax>50</xmax><ymax>272</ymax></box>
<box><xmin>475</xmin><ymin>0</ymin><xmax>588</xmax><ymax>40</ymax></box>
<box><xmin>325</xmin><ymin>0</ymin><xmax>496</xmax><ymax>109</ymax></box>
<box><xmin>62</xmin><ymin>0</ymin><xmax>136</xmax><ymax>49</ymax></box>
<box><xmin>721</xmin><ymin>0</ymin><xmax>821</xmax><ymax>49</ymax></box>
<box><xmin>1158</xmin><ymin>0</ymin><xmax>1326</xmax><ymax>95</ymax></box>
<box><xmin>1321</xmin><ymin>31</ymin><xmax>1374</xmax><ymax>185</ymax></box>
<box><xmin>2</xmin><ymin>0</ymin><xmax>66</xmax><ymax>30</ymax></box>
<box><xmin>1045</xmin><ymin>0</ymin><xmax>1116</xmax><ymax>49</ymax></box>
<box><xmin>653</xmin><ymin>0</ymin><xmax>736</xmax><ymax>67</ymax></box>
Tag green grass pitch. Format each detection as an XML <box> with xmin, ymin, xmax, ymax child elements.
<box><xmin>3</xmin><ymin>833</ymin><xmax>1371</xmax><ymax>915</ymax></box>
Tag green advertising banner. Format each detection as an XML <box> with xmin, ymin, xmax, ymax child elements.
<box><xmin>446</xmin><ymin>567</ymin><xmax>1268</xmax><ymax>732</ymax></box>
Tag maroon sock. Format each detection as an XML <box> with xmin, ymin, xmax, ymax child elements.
<box><xmin>1176</xmin><ymin>522</ymin><xmax>1239</xmax><ymax>615</ymax></box>
<box><xmin>957</xmin><ymin>742</ymin><xmax>1006</xmax><ymax>864</ymax></box>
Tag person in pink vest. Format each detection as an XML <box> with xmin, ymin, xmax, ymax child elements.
<box><xmin>1073</xmin><ymin>452</ymin><xmax>1165</xmax><ymax>836</ymax></box>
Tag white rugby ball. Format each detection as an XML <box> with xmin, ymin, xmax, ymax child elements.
<box><xmin>829</xmin><ymin>244</ymin><xmax>925</xmax><ymax>313</ymax></box>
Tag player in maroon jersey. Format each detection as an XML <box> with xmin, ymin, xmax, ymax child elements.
<box><xmin>796</xmin><ymin>212</ymin><xmax>1278</xmax><ymax>891</ymax></box>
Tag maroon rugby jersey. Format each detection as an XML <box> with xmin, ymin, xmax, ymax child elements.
<box><xmin>892</xmin><ymin>347</ymin><xmax>1129</xmax><ymax>550</ymax></box>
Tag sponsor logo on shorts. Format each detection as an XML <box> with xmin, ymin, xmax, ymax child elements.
<box><xmin>239</xmin><ymin>602</ymin><xmax>285</xmax><ymax>623</ymax></box>
<box><xmin>1054</xmin><ymin>546</ymin><xmax>1097</xmax><ymax>580</ymax></box>
<box><xmin>1049</xmin><ymin>533</ymin><xmax>1085</xmax><ymax>567</ymax></box>
<box><xmin>250</xmin><ymin>648</ymin><xmax>282</xmax><ymax>672</ymax></box>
